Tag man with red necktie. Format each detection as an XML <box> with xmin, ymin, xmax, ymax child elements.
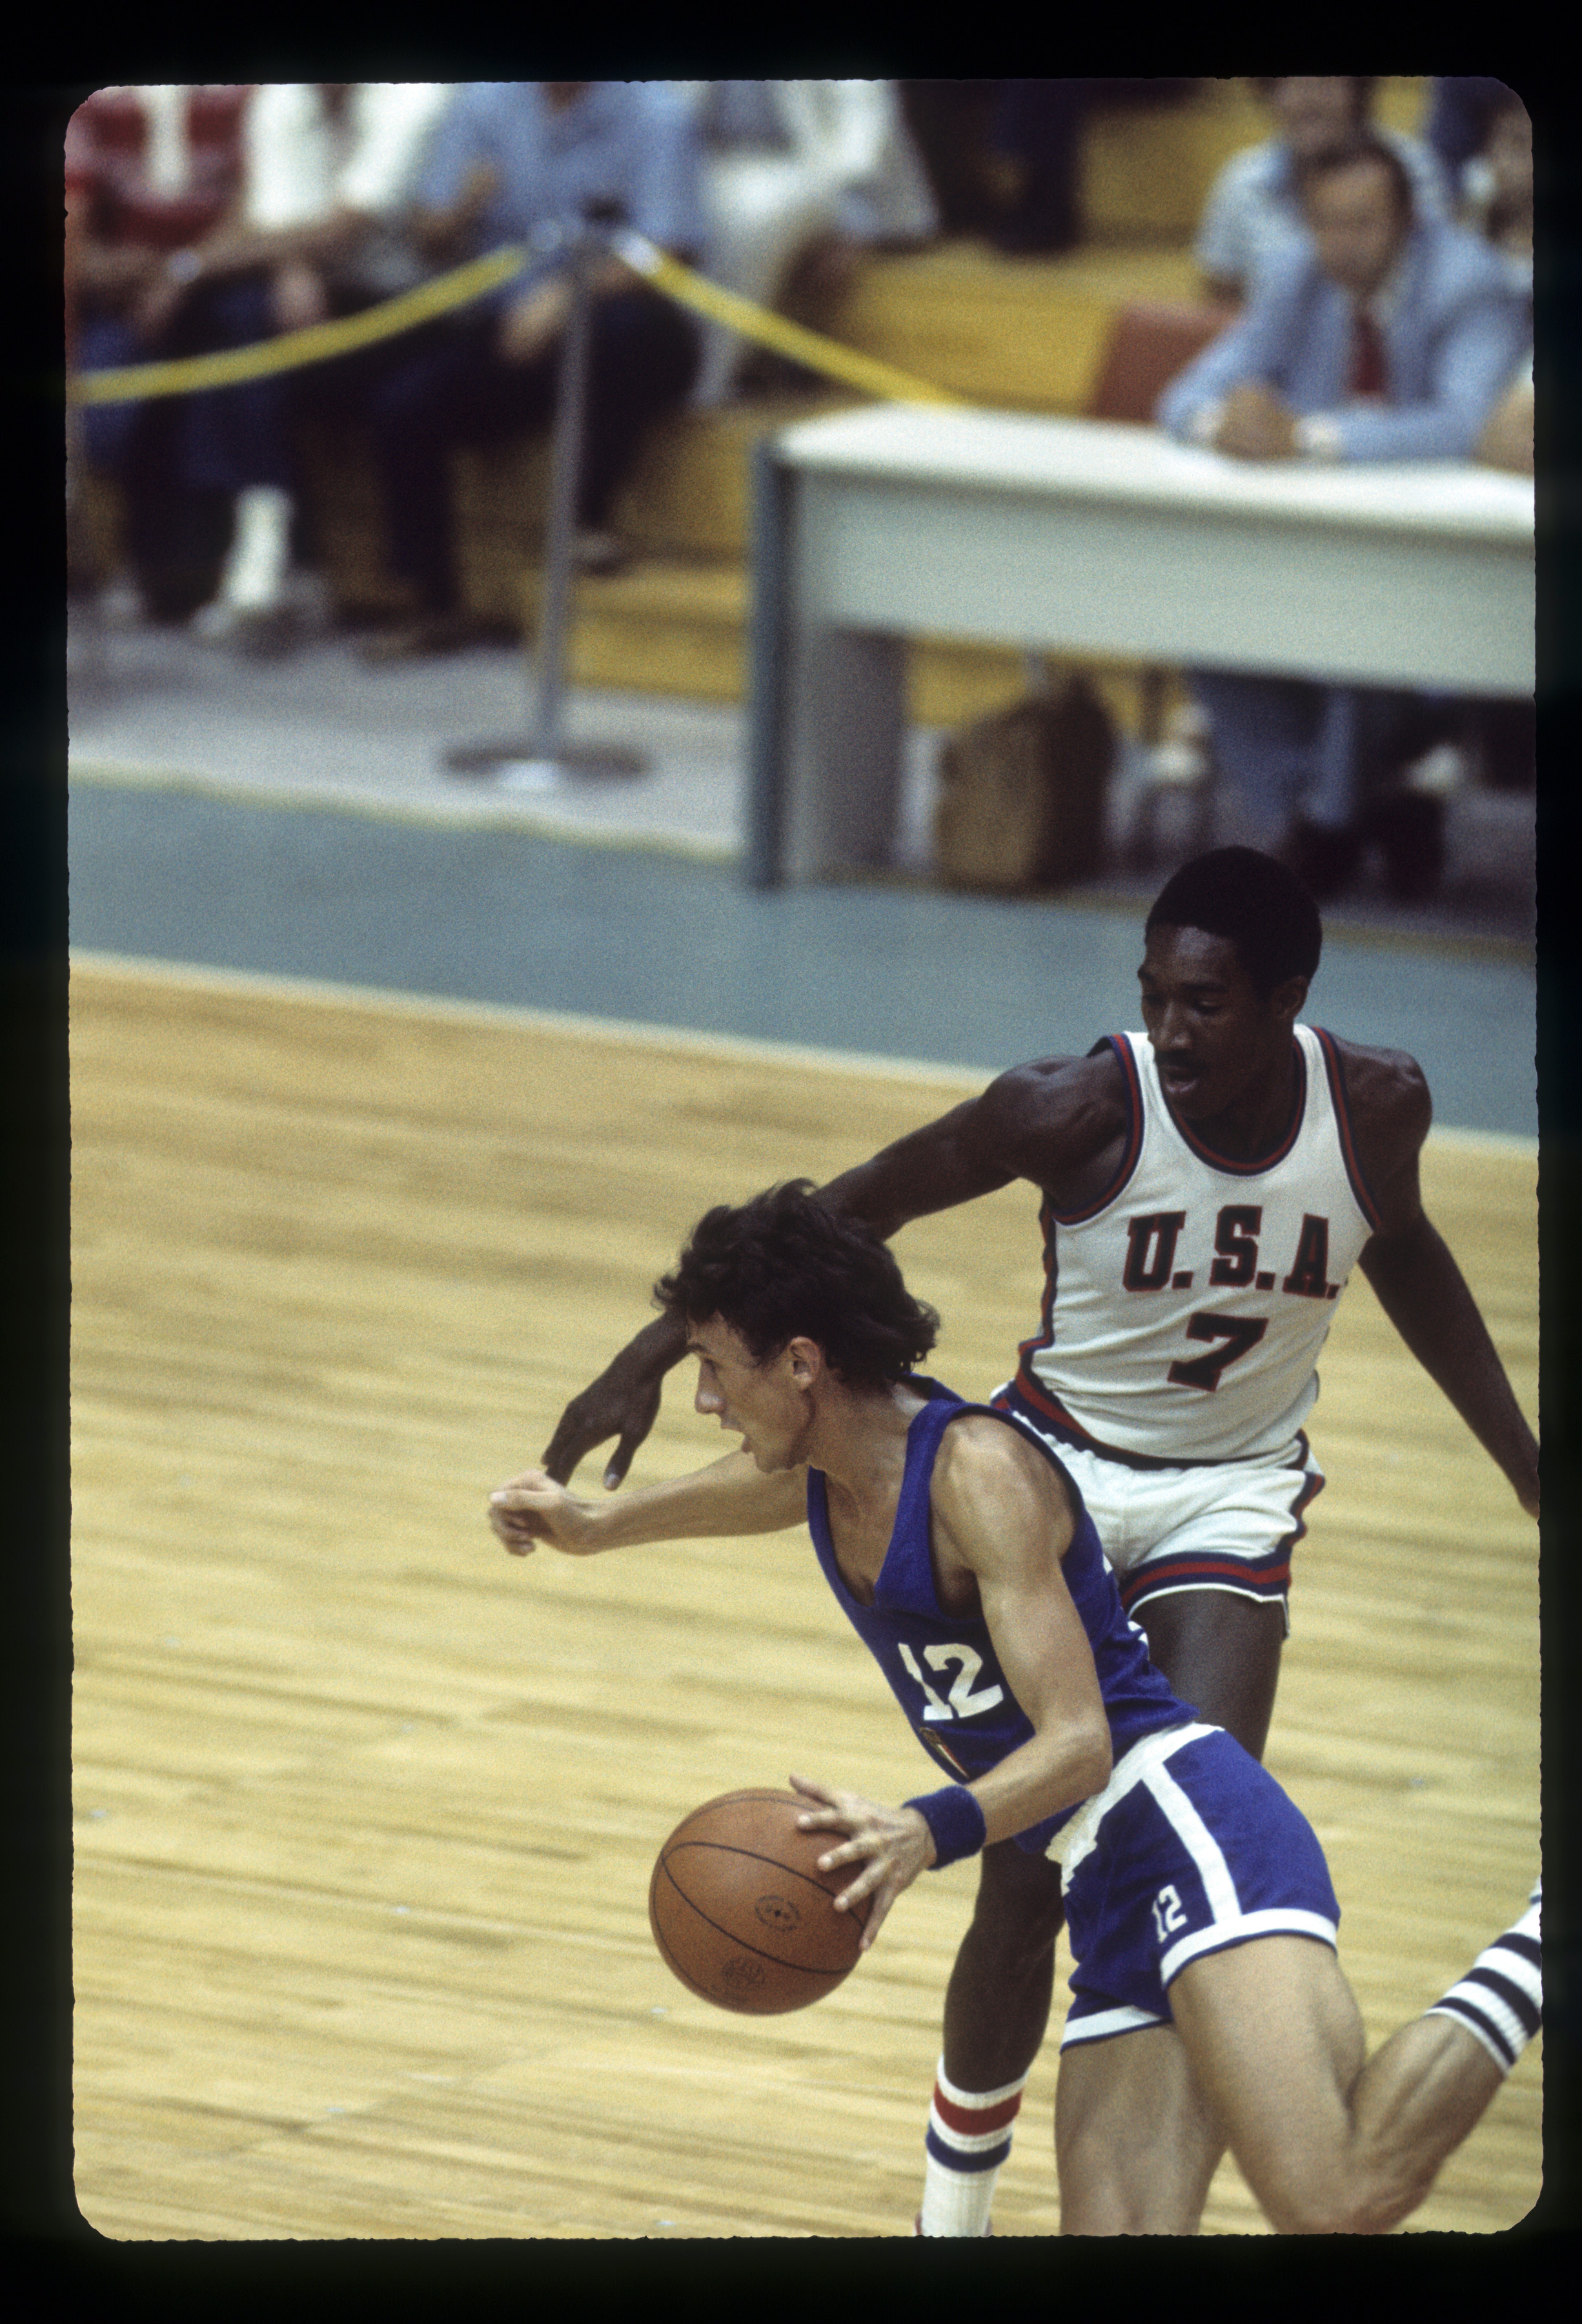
<box><xmin>1157</xmin><ymin>129</ymin><xmax>1530</xmax><ymax>902</ymax></box>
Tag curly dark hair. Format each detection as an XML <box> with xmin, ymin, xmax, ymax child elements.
<box><xmin>1146</xmin><ymin>847</ymin><xmax>1323</xmax><ymax>996</ymax></box>
<box><xmin>654</xmin><ymin>1182</ymin><xmax>940</xmax><ymax>1389</ymax></box>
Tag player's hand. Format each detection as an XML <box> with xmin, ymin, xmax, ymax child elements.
<box><xmin>789</xmin><ymin>1773</ymin><xmax>935</xmax><ymax>1951</ymax></box>
<box><xmin>542</xmin><ymin>1350</ymin><xmax>667</xmax><ymax>1491</ymax></box>
<box><xmin>489</xmin><ymin>1467</ymin><xmax>600</xmax><ymax>1556</ymax></box>
<box><xmin>1213</xmin><ymin>381</ymin><xmax>1299</xmax><ymax>461</ymax></box>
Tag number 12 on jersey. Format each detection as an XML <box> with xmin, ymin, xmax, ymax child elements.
<box><xmin>897</xmin><ymin>1641</ymin><xmax>1006</xmax><ymax>1722</ymax></box>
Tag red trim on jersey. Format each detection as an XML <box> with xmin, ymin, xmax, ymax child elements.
<box><xmin>1311</xmin><ymin>1026</ymin><xmax>1385</xmax><ymax>1233</ymax></box>
<box><xmin>1166</xmin><ymin>1034</ymin><xmax>1308</xmax><ymax>1177</ymax></box>
<box><xmin>1044</xmin><ymin>1035</ymin><xmax>1146</xmax><ymax>1226</ymax></box>
<box><xmin>1002</xmin><ymin>1373</ymin><xmax>1222</xmax><ymax>1472</ymax></box>
<box><xmin>932</xmin><ymin>2086</ymin><xmax>1025</xmax><ymax>2135</ymax></box>
<box><xmin>999</xmin><ymin>1379</ymin><xmax>1318</xmax><ymax>1480</ymax></box>
<box><xmin>1013</xmin><ymin>1204</ymin><xmax>1060</xmax><ymax>1389</ymax></box>
<box><xmin>1015</xmin><ymin>1039</ymin><xmax>1143</xmax><ymax>1387</ymax></box>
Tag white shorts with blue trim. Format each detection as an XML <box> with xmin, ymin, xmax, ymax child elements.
<box><xmin>1047</xmin><ymin>1722</ymin><xmax>1340</xmax><ymax>2050</ymax></box>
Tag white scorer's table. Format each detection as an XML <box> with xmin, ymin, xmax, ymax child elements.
<box><xmin>742</xmin><ymin>405</ymin><xmax>1535</xmax><ymax>886</ymax></box>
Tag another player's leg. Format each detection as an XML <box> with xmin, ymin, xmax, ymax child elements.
<box><xmin>1055</xmin><ymin>2022</ymin><xmax>1224</xmax><ymax>2234</ymax></box>
<box><xmin>1136</xmin><ymin>1586</ymin><xmax>1285</xmax><ymax>1762</ymax></box>
<box><xmin>915</xmin><ymin>1839</ymin><xmax>1064</xmax><ymax>2236</ymax></box>
<box><xmin>1169</xmin><ymin>1884</ymin><xmax>1541</xmax><ymax>2236</ymax></box>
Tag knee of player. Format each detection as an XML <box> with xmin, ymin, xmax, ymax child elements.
<box><xmin>1259</xmin><ymin>2167</ymin><xmax>1424</xmax><ymax>2238</ymax></box>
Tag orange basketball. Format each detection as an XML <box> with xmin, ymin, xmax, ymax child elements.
<box><xmin>649</xmin><ymin>1789</ymin><xmax>869</xmax><ymax>2014</ymax></box>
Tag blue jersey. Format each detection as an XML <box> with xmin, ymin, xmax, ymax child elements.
<box><xmin>805</xmin><ymin>1381</ymin><xmax>1190</xmax><ymax>1852</ymax></box>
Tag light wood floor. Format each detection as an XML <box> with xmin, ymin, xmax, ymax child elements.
<box><xmin>69</xmin><ymin>955</ymin><xmax>1541</xmax><ymax>2241</ymax></box>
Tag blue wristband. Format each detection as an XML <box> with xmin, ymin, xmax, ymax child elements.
<box><xmin>905</xmin><ymin>1784</ymin><xmax>988</xmax><ymax>1868</ymax></box>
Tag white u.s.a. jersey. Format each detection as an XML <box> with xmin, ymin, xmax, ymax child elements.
<box><xmin>1014</xmin><ymin>1025</ymin><xmax>1383</xmax><ymax>1463</ymax></box>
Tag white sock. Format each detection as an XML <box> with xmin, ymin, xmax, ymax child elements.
<box><xmin>1426</xmin><ymin>1881</ymin><xmax>1542</xmax><ymax>2074</ymax></box>
<box><xmin>917</xmin><ymin>2057</ymin><xmax>1028</xmax><ymax>2236</ymax></box>
<box><xmin>219</xmin><ymin>487</ymin><xmax>293</xmax><ymax>611</ymax></box>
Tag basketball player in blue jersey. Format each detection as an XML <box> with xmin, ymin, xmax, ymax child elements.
<box><xmin>535</xmin><ymin>847</ymin><xmax>1539</xmax><ymax>2233</ymax></box>
<box><xmin>491</xmin><ymin>1186</ymin><xmax>1541</xmax><ymax>2236</ymax></box>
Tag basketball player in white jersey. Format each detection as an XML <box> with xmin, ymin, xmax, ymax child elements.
<box><xmin>538</xmin><ymin>846</ymin><xmax>1539</xmax><ymax>2235</ymax></box>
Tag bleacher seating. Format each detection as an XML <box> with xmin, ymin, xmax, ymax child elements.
<box><xmin>79</xmin><ymin>79</ymin><xmax>1431</xmax><ymax>736</ymax></box>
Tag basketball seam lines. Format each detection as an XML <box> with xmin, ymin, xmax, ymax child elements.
<box><xmin>653</xmin><ymin>1862</ymin><xmax>862</xmax><ymax>1972</ymax></box>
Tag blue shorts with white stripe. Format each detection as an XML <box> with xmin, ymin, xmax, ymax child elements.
<box><xmin>1055</xmin><ymin>1722</ymin><xmax>1340</xmax><ymax>2048</ymax></box>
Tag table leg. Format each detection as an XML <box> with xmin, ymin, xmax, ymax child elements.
<box><xmin>747</xmin><ymin>441</ymin><xmax>908</xmax><ymax>886</ymax></box>
<box><xmin>783</xmin><ymin>625</ymin><xmax>908</xmax><ymax>881</ymax></box>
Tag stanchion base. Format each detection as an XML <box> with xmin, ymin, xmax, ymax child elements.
<box><xmin>445</xmin><ymin>739</ymin><xmax>647</xmax><ymax>784</ymax></box>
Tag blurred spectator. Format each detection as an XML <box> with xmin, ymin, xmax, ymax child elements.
<box><xmin>678</xmin><ymin>79</ymin><xmax>937</xmax><ymax>406</ymax></box>
<box><xmin>1423</xmin><ymin>77</ymin><xmax>1521</xmax><ymax>197</ymax></box>
<box><xmin>1460</xmin><ymin>90</ymin><xmax>1532</xmax><ymax>300</ymax></box>
<box><xmin>900</xmin><ymin>79</ymin><xmax>1195</xmax><ymax>249</ymax></box>
<box><xmin>1160</xmin><ymin>135</ymin><xmax>1530</xmax><ymax>901</ymax></box>
<box><xmin>185</xmin><ymin>82</ymin><xmax>455</xmax><ymax>647</ymax></box>
<box><xmin>983</xmin><ymin>80</ymin><xmax>1090</xmax><ymax>254</ymax></box>
<box><xmin>67</xmin><ymin>83</ymin><xmax>452</xmax><ymax>644</ymax></box>
<box><xmin>1459</xmin><ymin>93</ymin><xmax>1536</xmax><ymax>790</ymax></box>
<box><xmin>897</xmin><ymin>83</ymin><xmax>1003</xmax><ymax>236</ymax></box>
<box><xmin>66</xmin><ymin>84</ymin><xmax>251</xmax><ymax>621</ymax></box>
<box><xmin>1196</xmin><ymin>78</ymin><xmax>1448</xmax><ymax>303</ymax></box>
<box><xmin>360</xmin><ymin>81</ymin><xmax>707</xmax><ymax>660</ymax></box>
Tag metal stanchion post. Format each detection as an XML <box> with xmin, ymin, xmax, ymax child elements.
<box><xmin>445</xmin><ymin>214</ymin><xmax>644</xmax><ymax>785</ymax></box>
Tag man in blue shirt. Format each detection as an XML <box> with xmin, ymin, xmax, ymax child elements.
<box><xmin>1159</xmin><ymin>133</ymin><xmax>1529</xmax><ymax>902</ymax></box>
<box><xmin>361</xmin><ymin>82</ymin><xmax>708</xmax><ymax>660</ymax></box>
<box><xmin>1195</xmin><ymin>78</ymin><xmax>1449</xmax><ymax>305</ymax></box>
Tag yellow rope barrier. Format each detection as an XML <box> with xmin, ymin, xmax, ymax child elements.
<box><xmin>66</xmin><ymin>246</ymin><xmax>530</xmax><ymax>405</ymax></box>
<box><xmin>612</xmin><ymin>230</ymin><xmax>967</xmax><ymax>407</ymax></box>
<box><xmin>66</xmin><ymin>232</ymin><xmax>964</xmax><ymax>411</ymax></box>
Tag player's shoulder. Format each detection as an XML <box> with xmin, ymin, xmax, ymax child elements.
<box><xmin>929</xmin><ymin>1407</ymin><xmax>1075</xmax><ymax>1540</ymax></box>
<box><xmin>977</xmin><ymin>1043</ymin><xmax>1132</xmax><ymax>1154</ymax></box>
<box><xmin>1317</xmin><ymin>1031</ymin><xmax>1432</xmax><ymax>1147</ymax></box>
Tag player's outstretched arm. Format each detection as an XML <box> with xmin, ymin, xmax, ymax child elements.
<box><xmin>491</xmin><ymin>1450</ymin><xmax>807</xmax><ymax>1556</ymax></box>
<box><xmin>1347</xmin><ymin>1046</ymin><xmax>1538</xmax><ymax>1518</ymax></box>
<box><xmin>815</xmin><ymin>1092</ymin><xmax>1018</xmax><ymax>1239</ymax></box>
<box><xmin>536</xmin><ymin>1091</ymin><xmax>1014</xmax><ymax>1488</ymax></box>
<box><xmin>1359</xmin><ymin>1213</ymin><xmax>1539</xmax><ymax>1516</ymax></box>
<box><xmin>538</xmin><ymin>1054</ymin><xmax>1113</xmax><ymax>1490</ymax></box>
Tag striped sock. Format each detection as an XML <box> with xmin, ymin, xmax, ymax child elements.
<box><xmin>917</xmin><ymin>2059</ymin><xmax>1028</xmax><ymax>2236</ymax></box>
<box><xmin>1426</xmin><ymin>1881</ymin><xmax>1542</xmax><ymax>2074</ymax></box>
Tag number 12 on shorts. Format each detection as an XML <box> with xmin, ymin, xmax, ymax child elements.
<box><xmin>1152</xmin><ymin>1884</ymin><xmax>1188</xmax><ymax>1942</ymax></box>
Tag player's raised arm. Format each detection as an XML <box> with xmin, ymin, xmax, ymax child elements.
<box><xmin>539</xmin><ymin>1056</ymin><xmax>1116</xmax><ymax>1490</ymax></box>
<box><xmin>815</xmin><ymin>1091</ymin><xmax>1018</xmax><ymax>1239</ymax></box>
<box><xmin>1341</xmin><ymin>1041</ymin><xmax>1539</xmax><ymax>1518</ymax></box>
<box><xmin>491</xmin><ymin>1449</ymin><xmax>807</xmax><ymax>1557</ymax></box>
<box><xmin>536</xmin><ymin>1088</ymin><xmax>1010</xmax><ymax>1489</ymax></box>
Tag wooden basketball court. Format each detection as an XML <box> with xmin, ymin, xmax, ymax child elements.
<box><xmin>68</xmin><ymin>955</ymin><xmax>1541</xmax><ymax>2239</ymax></box>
